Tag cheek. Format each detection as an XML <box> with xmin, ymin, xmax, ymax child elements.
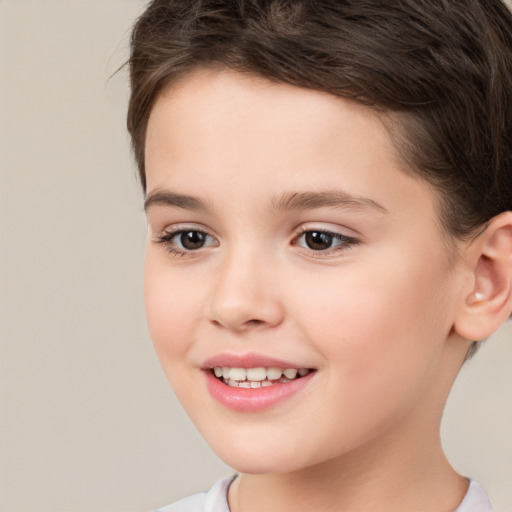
<box><xmin>143</xmin><ymin>255</ymin><xmax>201</xmax><ymax>371</ymax></box>
<box><xmin>290</xmin><ymin>250</ymin><xmax>455</xmax><ymax>403</ymax></box>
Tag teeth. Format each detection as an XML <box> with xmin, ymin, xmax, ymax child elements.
<box><xmin>228</xmin><ymin>368</ymin><xmax>247</xmax><ymax>381</ymax></box>
<box><xmin>266</xmin><ymin>367</ymin><xmax>283</xmax><ymax>380</ymax></box>
<box><xmin>212</xmin><ymin>366</ymin><xmax>312</xmax><ymax>386</ymax></box>
<box><xmin>283</xmin><ymin>368</ymin><xmax>297</xmax><ymax>379</ymax></box>
<box><xmin>246</xmin><ymin>367</ymin><xmax>267</xmax><ymax>381</ymax></box>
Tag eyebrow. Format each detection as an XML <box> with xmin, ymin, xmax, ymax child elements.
<box><xmin>144</xmin><ymin>190</ymin><xmax>209</xmax><ymax>212</ymax></box>
<box><xmin>144</xmin><ymin>188</ymin><xmax>388</xmax><ymax>214</ymax></box>
<box><xmin>271</xmin><ymin>190</ymin><xmax>388</xmax><ymax>213</ymax></box>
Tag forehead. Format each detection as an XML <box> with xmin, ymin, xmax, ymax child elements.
<box><xmin>146</xmin><ymin>69</ymin><xmax>399</xmax><ymax>180</ymax></box>
<box><xmin>145</xmin><ymin>69</ymin><xmax>443</xmax><ymax>227</ymax></box>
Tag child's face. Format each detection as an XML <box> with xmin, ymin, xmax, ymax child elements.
<box><xmin>144</xmin><ymin>69</ymin><xmax>470</xmax><ymax>473</ymax></box>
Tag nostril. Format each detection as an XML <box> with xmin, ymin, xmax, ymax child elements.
<box><xmin>245</xmin><ymin>319</ymin><xmax>264</xmax><ymax>327</ymax></box>
<box><xmin>210</xmin><ymin>317</ymin><xmax>266</xmax><ymax>331</ymax></box>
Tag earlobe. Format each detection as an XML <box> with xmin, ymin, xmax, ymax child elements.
<box><xmin>454</xmin><ymin>212</ymin><xmax>512</xmax><ymax>341</ymax></box>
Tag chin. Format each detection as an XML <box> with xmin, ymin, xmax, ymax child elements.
<box><xmin>203</xmin><ymin>433</ymin><xmax>325</xmax><ymax>475</ymax></box>
<box><xmin>222</xmin><ymin>454</ymin><xmax>304</xmax><ymax>475</ymax></box>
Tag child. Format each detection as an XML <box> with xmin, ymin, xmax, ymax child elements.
<box><xmin>127</xmin><ymin>1</ymin><xmax>512</xmax><ymax>510</ymax></box>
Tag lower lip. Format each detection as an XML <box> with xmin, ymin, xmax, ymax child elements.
<box><xmin>204</xmin><ymin>370</ymin><xmax>315</xmax><ymax>412</ymax></box>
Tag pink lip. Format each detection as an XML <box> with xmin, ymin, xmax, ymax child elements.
<box><xmin>202</xmin><ymin>352</ymin><xmax>316</xmax><ymax>413</ymax></box>
<box><xmin>202</xmin><ymin>352</ymin><xmax>310</xmax><ymax>370</ymax></box>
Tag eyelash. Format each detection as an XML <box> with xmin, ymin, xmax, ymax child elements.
<box><xmin>154</xmin><ymin>227</ymin><xmax>359</xmax><ymax>257</ymax></box>
<box><xmin>292</xmin><ymin>228</ymin><xmax>360</xmax><ymax>256</ymax></box>
<box><xmin>155</xmin><ymin>228</ymin><xmax>217</xmax><ymax>257</ymax></box>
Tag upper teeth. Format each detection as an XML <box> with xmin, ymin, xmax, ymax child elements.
<box><xmin>213</xmin><ymin>366</ymin><xmax>310</xmax><ymax>382</ymax></box>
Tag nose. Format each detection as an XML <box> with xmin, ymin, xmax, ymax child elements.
<box><xmin>207</xmin><ymin>249</ymin><xmax>285</xmax><ymax>332</ymax></box>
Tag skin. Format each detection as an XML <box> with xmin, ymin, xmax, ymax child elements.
<box><xmin>143</xmin><ymin>68</ymin><xmax>491</xmax><ymax>511</ymax></box>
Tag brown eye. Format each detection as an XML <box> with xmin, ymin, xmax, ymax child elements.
<box><xmin>295</xmin><ymin>229</ymin><xmax>359</xmax><ymax>254</ymax></box>
<box><xmin>156</xmin><ymin>228</ymin><xmax>218</xmax><ymax>254</ymax></box>
<box><xmin>304</xmin><ymin>231</ymin><xmax>334</xmax><ymax>250</ymax></box>
<box><xmin>178</xmin><ymin>230</ymin><xmax>208</xmax><ymax>250</ymax></box>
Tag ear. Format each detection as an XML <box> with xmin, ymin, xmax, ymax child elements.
<box><xmin>454</xmin><ymin>211</ymin><xmax>512</xmax><ymax>341</ymax></box>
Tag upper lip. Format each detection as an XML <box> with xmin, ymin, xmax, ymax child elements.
<box><xmin>201</xmin><ymin>352</ymin><xmax>314</xmax><ymax>370</ymax></box>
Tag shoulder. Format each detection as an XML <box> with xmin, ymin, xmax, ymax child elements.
<box><xmin>155</xmin><ymin>492</ymin><xmax>205</xmax><ymax>512</ymax></box>
<box><xmin>155</xmin><ymin>475</ymin><xmax>236</xmax><ymax>512</ymax></box>
<box><xmin>454</xmin><ymin>480</ymin><xmax>493</xmax><ymax>512</ymax></box>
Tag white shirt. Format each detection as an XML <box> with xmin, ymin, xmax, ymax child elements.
<box><xmin>157</xmin><ymin>475</ymin><xmax>493</xmax><ymax>512</ymax></box>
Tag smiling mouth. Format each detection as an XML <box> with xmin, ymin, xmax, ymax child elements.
<box><xmin>211</xmin><ymin>366</ymin><xmax>314</xmax><ymax>388</ymax></box>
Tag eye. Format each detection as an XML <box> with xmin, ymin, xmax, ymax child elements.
<box><xmin>174</xmin><ymin>230</ymin><xmax>210</xmax><ymax>250</ymax></box>
<box><xmin>294</xmin><ymin>229</ymin><xmax>358</xmax><ymax>253</ymax></box>
<box><xmin>156</xmin><ymin>228</ymin><xmax>218</xmax><ymax>254</ymax></box>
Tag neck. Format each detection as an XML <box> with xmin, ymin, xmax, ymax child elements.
<box><xmin>229</xmin><ymin>420</ymin><xmax>467</xmax><ymax>512</ymax></box>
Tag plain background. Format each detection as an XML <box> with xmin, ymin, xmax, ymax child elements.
<box><xmin>1</xmin><ymin>1</ymin><xmax>511</xmax><ymax>511</ymax></box>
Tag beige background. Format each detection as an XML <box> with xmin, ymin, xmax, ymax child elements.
<box><xmin>1</xmin><ymin>1</ymin><xmax>511</xmax><ymax>511</ymax></box>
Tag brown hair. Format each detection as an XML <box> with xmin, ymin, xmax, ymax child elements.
<box><xmin>127</xmin><ymin>0</ymin><xmax>512</xmax><ymax>240</ymax></box>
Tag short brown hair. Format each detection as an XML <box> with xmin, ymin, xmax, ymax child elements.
<box><xmin>127</xmin><ymin>0</ymin><xmax>512</xmax><ymax>240</ymax></box>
